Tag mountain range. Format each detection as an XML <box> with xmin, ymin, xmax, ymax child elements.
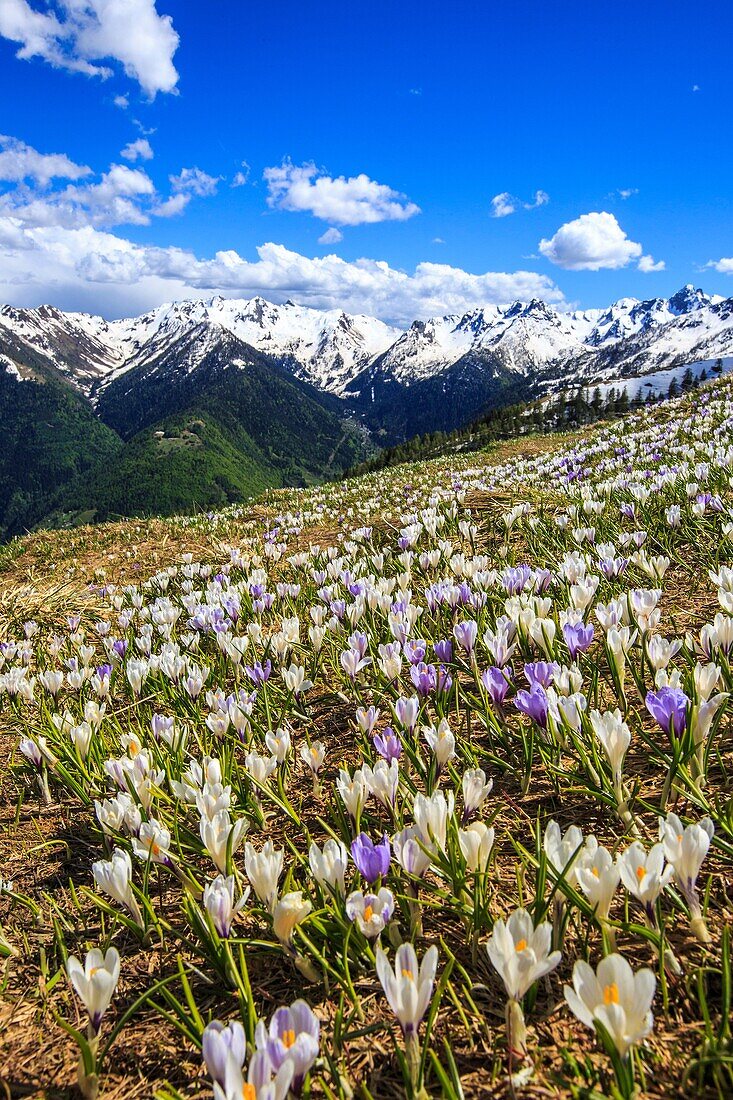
<box><xmin>0</xmin><ymin>284</ymin><xmax>731</xmax><ymax>538</ymax></box>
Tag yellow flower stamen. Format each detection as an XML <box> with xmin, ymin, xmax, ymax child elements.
<box><xmin>603</xmin><ymin>982</ymin><xmax>620</xmax><ymax>1004</ymax></box>
<box><xmin>592</xmin><ymin>867</ymin><xmax>600</xmax><ymax>877</ymax></box>
<box><xmin>243</xmin><ymin>1085</ymin><xmax>256</xmax><ymax>1100</ymax></box>
<box><xmin>364</xmin><ymin>904</ymin><xmax>374</xmax><ymax>921</ymax></box>
<box><xmin>515</xmin><ymin>938</ymin><xmax>528</xmax><ymax>952</ymax></box>
<box><xmin>401</xmin><ymin>968</ymin><xmax>414</xmax><ymax>981</ymax></box>
<box><xmin>636</xmin><ymin>865</ymin><xmax>646</xmax><ymax>881</ymax></box>
<box><xmin>281</xmin><ymin>1028</ymin><xmax>296</xmax><ymax>1048</ymax></box>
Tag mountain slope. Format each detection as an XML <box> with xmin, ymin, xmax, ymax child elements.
<box><xmin>0</xmin><ymin>340</ymin><xmax>122</xmax><ymax>540</ymax></box>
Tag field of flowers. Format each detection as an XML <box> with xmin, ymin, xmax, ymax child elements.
<box><xmin>1</xmin><ymin>378</ymin><xmax>732</xmax><ymax>1099</ymax></box>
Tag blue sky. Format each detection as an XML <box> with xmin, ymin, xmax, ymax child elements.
<box><xmin>1</xmin><ymin>0</ymin><xmax>732</xmax><ymax>323</ymax></box>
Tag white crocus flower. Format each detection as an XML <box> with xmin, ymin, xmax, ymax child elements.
<box><xmin>131</xmin><ymin>819</ymin><xmax>172</xmax><ymax>865</ymax></box>
<box><xmin>564</xmin><ymin>953</ymin><xmax>655</xmax><ymax>1058</ymax></box>
<box><xmin>617</xmin><ymin>841</ymin><xmax>674</xmax><ymax>922</ymax></box>
<box><xmin>544</xmin><ymin>820</ymin><xmax>584</xmax><ymax>887</ymax></box>
<box><xmin>458</xmin><ymin>821</ymin><xmax>495</xmax><ymax>873</ymax></box>
<box><xmin>576</xmin><ymin>839</ymin><xmax>620</xmax><ymax>924</ymax></box>
<box><xmin>486</xmin><ymin>908</ymin><xmax>561</xmax><ymax>1057</ymax></box>
<box><xmin>461</xmin><ymin>768</ymin><xmax>493</xmax><ymax>823</ymax></box>
<box><xmin>66</xmin><ymin>947</ymin><xmax>120</xmax><ymax>1032</ymax></box>
<box><xmin>337</xmin><ymin>767</ymin><xmax>369</xmax><ymax>822</ymax></box>
<box><xmin>486</xmin><ymin>908</ymin><xmax>561</xmax><ymax>1002</ymax></box>
<box><xmin>200</xmin><ymin>811</ymin><xmax>248</xmax><ymax>875</ymax></box>
<box><xmin>659</xmin><ymin>813</ymin><xmax>714</xmax><ymax>942</ymax></box>
<box><xmin>363</xmin><ymin>758</ymin><xmax>399</xmax><ymax>811</ymax></box>
<box><xmin>375</xmin><ymin>942</ymin><xmax>439</xmax><ymax>1036</ymax></box>
<box><xmin>92</xmin><ymin>848</ymin><xmax>143</xmax><ymax>926</ymax></box>
<box><xmin>308</xmin><ymin>838</ymin><xmax>349</xmax><ymax>896</ymax></box>
<box><xmin>413</xmin><ymin>790</ymin><xmax>454</xmax><ymax>856</ymax></box>
<box><xmin>244</xmin><ymin>839</ymin><xmax>284</xmax><ymax>912</ymax></box>
<box><xmin>272</xmin><ymin>890</ymin><xmax>311</xmax><ymax>948</ymax></box>
<box><xmin>422</xmin><ymin>719</ymin><xmax>456</xmax><ymax>773</ymax></box>
<box><xmin>203</xmin><ymin>874</ymin><xmax>250</xmax><ymax>938</ymax></box>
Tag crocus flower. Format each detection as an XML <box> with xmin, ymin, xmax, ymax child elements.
<box><xmin>273</xmin><ymin>891</ymin><xmax>312</xmax><ymax>948</ymax></box>
<box><xmin>564</xmin><ymin>953</ymin><xmax>655</xmax><ymax>1058</ymax></box>
<box><xmin>453</xmin><ymin>620</ymin><xmax>478</xmax><ymax>655</ymax></box>
<box><xmin>66</xmin><ymin>947</ymin><xmax>120</xmax><ymax>1032</ymax></box>
<box><xmin>544</xmin><ymin>820</ymin><xmax>585</xmax><ymax>887</ymax></box>
<box><xmin>345</xmin><ymin>887</ymin><xmax>395</xmax><ymax>937</ymax></box>
<box><xmin>373</xmin><ymin>727</ymin><xmax>402</xmax><ymax>762</ymax></box>
<box><xmin>486</xmin><ymin>908</ymin><xmax>561</xmax><ymax>1002</ymax></box>
<box><xmin>524</xmin><ymin>661</ymin><xmax>559</xmax><ymax>688</ymax></box>
<box><xmin>659</xmin><ymin>812</ymin><xmax>714</xmax><ymax>941</ymax></box>
<box><xmin>563</xmin><ymin>621</ymin><xmax>594</xmax><ymax>660</ymax></box>
<box><xmin>392</xmin><ymin>826</ymin><xmax>432</xmax><ymax>877</ymax></box>
<box><xmin>92</xmin><ymin>847</ymin><xmax>143</xmax><ymax>926</ymax></box>
<box><xmin>461</xmin><ymin>767</ymin><xmax>493</xmax><ymax>823</ymax></box>
<box><xmin>514</xmin><ymin>682</ymin><xmax>549</xmax><ymax>728</ymax></box>
<box><xmin>203</xmin><ymin>1019</ymin><xmax>246</xmax><ymax>1087</ymax></box>
<box><xmin>309</xmin><ymin>838</ymin><xmax>348</xmax><ymax>896</ymax></box>
<box><xmin>617</xmin><ymin>841</ymin><xmax>674</xmax><ymax>922</ymax></box>
<box><xmin>203</xmin><ymin>874</ymin><xmax>250</xmax><ymax>938</ymax></box>
<box><xmin>576</xmin><ymin>840</ymin><xmax>620</xmax><ymax>924</ymax></box>
<box><xmin>376</xmin><ymin>942</ymin><xmax>439</xmax><ymax>1036</ymax></box>
<box><xmin>422</xmin><ymin>718</ymin><xmax>455</xmax><ymax>773</ymax></box>
<box><xmin>256</xmin><ymin>1000</ymin><xmax>320</xmax><ymax>1093</ymax></box>
<box><xmin>351</xmin><ymin>832</ymin><xmax>391</xmax><ymax>883</ymax></box>
<box><xmin>645</xmin><ymin>686</ymin><xmax>688</xmax><ymax>738</ymax></box>
<box><xmin>481</xmin><ymin>666</ymin><xmax>511</xmax><ymax>705</ymax></box>
<box><xmin>245</xmin><ymin>839</ymin><xmax>284</xmax><ymax>912</ymax></box>
<box><xmin>458</xmin><ymin>821</ymin><xmax>495</xmax><ymax>873</ymax></box>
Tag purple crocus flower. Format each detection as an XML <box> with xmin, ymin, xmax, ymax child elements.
<box><xmin>351</xmin><ymin>833</ymin><xmax>391</xmax><ymax>884</ymax></box>
<box><xmin>563</xmin><ymin>621</ymin><xmax>595</xmax><ymax>660</ymax></box>
<box><xmin>410</xmin><ymin>661</ymin><xmax>437</xmax><ymax>697</ymax></box>
<box><xmin>434</xmin><ymin>639</ymin><xmax>453</xmax><ymax>664</ymax></box>
<box><xmin>373</xmin><ymin>728</ymin><xmax>402</xmax><ymax>762</ymax></box>
<box><xmin>453</xmin><ymin>620</ymin><xmax>478</xmax><ymax>655</ymax></box>
<box><xmin>481</xmin><ymin>665</ymin><xmax>511</xmax><ymax>704</ymax></box>
<box><xmin>645</xmin><ymin>687</ymin><xmax>688</xmax><ymax>738</ymax></box>
<box><xmin>260</xmin><ymin>1001</ymin><xmax>320</xmax><ymax>1094</ymax></box>
<box><xmin>524</xmin><ymin>661</ymin><xmax>559</xmax><ymax>688</ymax></box>
<box><xmin>514</xmin><ymin>682</ymin><xmax>549</xmax><ymax>728</ymax></box>
<box><xmin>245</xmin><ymin>660</ymin><xmax>271</xmax><ymax>686</ymax></box>
<box><xmin>436</xmin><ymin>666</ymin><xmax>453</xmax><ymax>693</ymax></box>
<box><xmin>404</xmin><ymin>639</ymin><xmax>427</xmax><ymax>665</ymax></box>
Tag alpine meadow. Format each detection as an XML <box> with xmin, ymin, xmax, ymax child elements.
<box><xmin>1</xmin><ymin>3</ymin><xmax>733</xmax><ymax>1100</ymax></box>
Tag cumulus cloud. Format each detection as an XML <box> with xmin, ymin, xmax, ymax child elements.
<box><xmin>490</xmin><ymin>189</ymin><xmax>549</xmax><ymax>218</ymax></box>
<box><xmin>264</xmin><ymin>160</ymin><xmax>420</xmax><ymax>226</ymax></box>
<box><xmin>231</xmin><ymin>161</ymin><xmax>251</xmax><ymax>187</ymax></box>
<box><xmin>706</xmin><ymin>258</ymin><xmax>733</xmax><ymax>274</ymax></box>
<box><xmin>171</xmin><ymin>167</ymin><xmax>220</xmax><ymax>197</ymax></box>
<box><xmin>0</xmin><ymin>137</ymin><xmax>219</xmax><ymax>230</ymax></box>
<box><xmin>617</xmin><ymin>187</ymin><xmax>638</xmax><ymax>200</ymax></box>
<box><xmin>0</xmin><ymin>133</ymin><xmax>91</xmax><ymax>185</ymax></box>
<box><xmin>539</xmin><ymin>211</ymin><xmax>643</xmax><ymax>270</ymax></box>
<box><xmin>638</xmin><ymin>254</ymin><xmax>665</xmax><ymax>273</ymax></box>
<box><xmin>0</xmin><ymin>220</ymin><xmax>566</xmax><ymax>325</ymax></box>
<box><xmin>318</xmin><ymin>227</ymin><xmax>343</xmax><ymax>245</ymax></box>
<box><xmin>120</xmin><ymin>138</ymin><xmax>153</xmax><ymax>162</ymax></box>
<box><xmin>0</xmin><ymin>0</ymin><xmax>179</xmax><ymax>96</ymax></box>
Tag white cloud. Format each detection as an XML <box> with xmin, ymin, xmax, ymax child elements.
<box><xmin>706</xmin><ymin>258</ymin><xmax>733</xmax><ymax>274</ymax></box>
<box><xmin>171</xmin><ymin>167</ymin><xmax>220</xmax><ymax>197</ymax></box>
<box><xmin>491</xmin><ymin>189</ymin><xmax>549</xmax><ymax>218</ymax></box>
<box><xmin>0</xmin><ymin>134</ymin><xmax>91</xmax><ymax>185</ymax></box>
<box><xmin>318</xmin><ymin>227</ymin><xmax>343</xmax><ymax>245</ymax></box>
<box><xmin>113</xmin><ymin>93</ymin><xmax>129</xmax><ymax>109</ymax></box>
<box><xmin>0</xmin><ymin>0</ymin><xmax>179</xmax><ymax>96</ymax></box>
<box><xmin>120</xmin><ymin>138</ymin><xmax>153</xmax><ymax>162</ymax></box>
<box><xmin>490</xmin><ymin>192</ymin><xmax>516</xmax><ymax>218</ymax></box>
<box><xmin>617</xmin><ymin>187</ymin><xmax>638</xmax><ymax>200</ymax></box>
<box><xmin>432</xmin><ymin>237</ymin><xmax>445</xmax><ymax>244</ymax></box>
<box><xmin>231</xmin><ymin>161</ymin><xmax>250</xmax><ymax>187</ymax></box>
<box><xmin>638</xmin><ymin>254</ymin><xmax>665</xmax><ymax>273</ymax></box>
<box><xmin>264</xmin><ymin>160</ymin><xmax>420</xmax><ymax>226</ymax></box>
<box><xmin>539</xmin><ymin>211</ymin><xmax>643</xmax><ymax>270</ymax></box>
<box><xmin>692</xmin><ymin>84</ymin><xmax>700</xmax><ymax>92</ymax></box>
<box><xmin>0</xmin><ymin>137</ymin><xmax>219</xmax><ymax>230</ymax></box>
<box><xmin>0</xmin><ymin>221</ymin><xmax>566</xmax><ymax>325</ymax></box>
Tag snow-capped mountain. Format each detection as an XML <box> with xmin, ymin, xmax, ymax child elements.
<box><xmin>1</xmin><ymin>285</ymin><xmax>732</xmax><ymax>444</ymax></box>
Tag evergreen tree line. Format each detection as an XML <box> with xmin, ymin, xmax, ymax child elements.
<box><xmin>345</xmin><ymin>362</ymin><xmax>716</xmax><ymax>479</ymax></box>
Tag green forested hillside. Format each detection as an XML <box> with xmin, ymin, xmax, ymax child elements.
<box><xmin>0</xmin><ymin>366</ymin><xmax>122</xmax><ymax>540</ymax></box>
